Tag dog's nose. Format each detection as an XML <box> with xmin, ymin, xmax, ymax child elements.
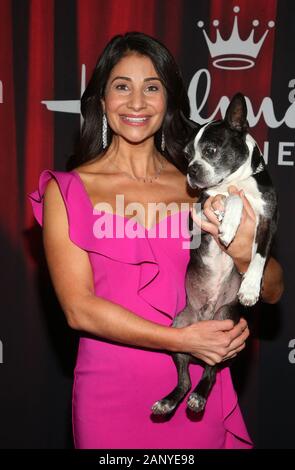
<box><xmin>188</xmin><ymin>164</ymin><xmax>199</xmax><ymax>177</ymax></box>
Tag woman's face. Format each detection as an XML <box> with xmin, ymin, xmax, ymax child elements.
<box><xmin>102</xmin><ymin>53</ymin><xmax>167</xmax><ymax>146</ymax></box>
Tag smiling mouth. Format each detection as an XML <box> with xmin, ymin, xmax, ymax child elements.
<box><xmin>120</xmin><ymin>115</ymin><xmax>151</xmax><ymax>125</ymax></box>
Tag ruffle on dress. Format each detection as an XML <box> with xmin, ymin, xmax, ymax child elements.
<box><xmin>27</xmin><ymin>169</ymin><xmax>188</xmax><ymax>319</ymax></box>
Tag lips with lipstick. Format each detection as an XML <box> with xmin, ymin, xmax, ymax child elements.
<box><xmin>120</xmin><ymin>114</ymin><xmax>151</xmax><ymax>126</ymax></box>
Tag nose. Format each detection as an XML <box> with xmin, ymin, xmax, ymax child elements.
<box><xmin>188</xmin><ymin>162</ymin><xmax>200</xmax><ymax>176</ymax></box>
<box><xmin>127</xmin><ymin>89</ymin><xmax>147</xmax><ymax>111</ymax></box>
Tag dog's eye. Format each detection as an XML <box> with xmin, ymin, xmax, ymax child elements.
<box><xmin>205</xmin><ymin>146</ymin><xmax>217</xmax><ymax>156</ymax></box>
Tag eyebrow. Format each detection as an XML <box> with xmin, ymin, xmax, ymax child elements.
<box><xmin>110</xmin><ymin>76</ymin><xmax>162</xmax><ymax>84</ymax></box>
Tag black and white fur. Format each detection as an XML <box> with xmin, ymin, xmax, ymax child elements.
<box><xmin>152</xmin><ymin>93</ymin><xmax>278</xmax><ymax>416</ymax></box>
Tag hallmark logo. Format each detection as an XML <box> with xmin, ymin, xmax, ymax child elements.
<box><xmin>197</xmin><ymin>5</ymin><xmax>275</xmax><ymax>70</ymax></box>
<box><xmin>41</xmin><ymin>64</ymin><xmax>86</xmax><ymax>128</ymax></box>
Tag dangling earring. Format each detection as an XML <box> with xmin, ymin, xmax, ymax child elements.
<box><xmin>102</xmin><ymin>113</ymin><xmax>108</xmax><ymax>149</ymax></box>
<box><xmin>161</xmin><ymin>130</ymin><xmax>165</xmax><ymax>152</ymax></box>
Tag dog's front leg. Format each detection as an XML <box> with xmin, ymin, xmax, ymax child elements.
<box><xmin>218</xmin><ymin>194</ymin><xmax>243</xmax><ymax>247</ymax></box>
<box><xmin>186</xmin><ymin>302</ymin><xmax>239</xmax><ymax>413</ymax></box>
<box><xmin>238</xmin><ymin>214</ymin><xmax>275</xmax><ymax>306</ymax></box>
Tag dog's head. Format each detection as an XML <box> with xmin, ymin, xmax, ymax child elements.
<box><xmin>186</xmin><ymin>93</ymin><xmax>251</xmax><ymax>189</ymax></box>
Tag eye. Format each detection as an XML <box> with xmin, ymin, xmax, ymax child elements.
<box><xmin>114</xmin><ymin>83</ymin><xmax>129</xmax><ymax>91</ymax></box>
<box><xmin>145</xmin><ymin>85</ymin><xmax>159</xmax><ymax>92</ymax></box>
<box><xmin>205</xmin><ymin>146</ymin><xmax>217</xmax><ymax>156</ymax></box>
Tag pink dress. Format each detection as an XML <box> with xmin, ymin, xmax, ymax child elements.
<box><xmin>28</xmin><ymin>169</ymin><xmax>253</xmax><ymax>449</ymax></box>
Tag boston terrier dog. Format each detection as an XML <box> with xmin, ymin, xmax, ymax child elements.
<box><xmin>152</xmin><ymin>93</ymin><xmax>278</xmax><ymax>416</ymax></box>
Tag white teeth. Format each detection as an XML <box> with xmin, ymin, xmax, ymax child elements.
<box><xmin>122</xmin><ymin>116</ymin><xmax>148</xmax><ymax>122</ymax></box>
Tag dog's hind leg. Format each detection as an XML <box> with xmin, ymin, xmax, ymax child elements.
<box><xmin>187</xmin><ymin>365</ymin><xmax>217</xmax><ymax>413</ymax></box>
<box><xmin>214</xmin><ymin>301</ymin><xmax>240</xmax><ymax>324</ymax></box>
<box><xmin>187</xmin><ymin>303</ymin><xmax>238</xmax><ymax>413</ymax></box>
<box><xmin>151</xmin><ymin>352</ymin><xmax>192</xmax><ymax>415</ymax></box>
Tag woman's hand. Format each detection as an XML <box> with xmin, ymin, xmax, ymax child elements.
<box><xmin>180</xmin><ymin>318</ymin><xmax>249</xmax><ymax>366</ymax></box>
<box><xmin>191</xmin><ymin>185</ymin><xmax>256</xmax><ymax>273</ymax></box>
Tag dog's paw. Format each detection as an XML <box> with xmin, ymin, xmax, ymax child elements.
<box><xmin>218</xmin><ymin>225</ymin><xmax>236</xmax><ymax>247</ymax></box>
<box><xmin>151</xmin><ymin>399</ymin><xmax>177</xmax><ymax>415</ymax></box>
<box><xmin>238</xmin><ymin>278</ymin><xmax>260</xmax><ymax>306</ymax></box>
<box><xmin>187</xmin><ymin>393</ymin><xmax>206</xmax><ymax>413</ymax></box>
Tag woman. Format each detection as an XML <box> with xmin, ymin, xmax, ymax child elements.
<box><xmin>28</xmin><ymin>32</ymin><xmax>283</xmax><ymax>449</ymax></box>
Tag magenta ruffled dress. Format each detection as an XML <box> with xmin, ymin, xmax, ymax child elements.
<box><xmin>27</xmin><ymin>169</ymin><xmax>253</xmax><ymax>449</ymax></box>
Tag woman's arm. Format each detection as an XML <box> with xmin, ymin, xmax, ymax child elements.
<box><xmin>192</xmin><ymin>185</ymin><xmax>284</xmax><ymax>304</ymax></box>
<box><xmin>260</xmin><ymin>256</ymin><xmax>284</xmax><ymax>304</ymax></box>
<box><xmin>42</xmin><ymin>179</ymin><xmax>249</xmax><ymax>365</ymax></box>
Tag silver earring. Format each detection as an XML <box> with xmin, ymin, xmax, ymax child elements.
<box><xmin>161</xmin><ymin>130</ymin><xmax>165</xmax><ymax>152</ymax></box>
<box><xmin>102</xmin><ymin>113</ymin><xmax>108</xmax><ymax>149</ymax></box>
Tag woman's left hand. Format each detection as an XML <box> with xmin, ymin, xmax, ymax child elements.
<box><xmin>190</xmin><ymin>185</ymin><xmax>256</xmax><ymax>273</ymax></box>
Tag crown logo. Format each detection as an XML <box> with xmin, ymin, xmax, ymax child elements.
<box><xmin>197</xmin><ymin>5</ymin><xmax>275</xmax><ymax>70</ymax></box>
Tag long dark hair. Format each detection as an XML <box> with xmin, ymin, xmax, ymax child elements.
<box><xmin>71</xmin><ymin>32</ymin><xmax>196</xmax><ymax>174</ymax></box>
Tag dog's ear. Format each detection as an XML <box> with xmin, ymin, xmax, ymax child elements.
<box><xmin>225</xmin><ymin>93</ymin><xmax>248</xmax><ymax>132</ymax></box>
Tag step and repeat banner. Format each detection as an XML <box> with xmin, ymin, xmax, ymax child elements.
<box><xmin>0</xmin><ymin>0</ymin><xmax>293</xmax><ymax>449</ymax></box>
